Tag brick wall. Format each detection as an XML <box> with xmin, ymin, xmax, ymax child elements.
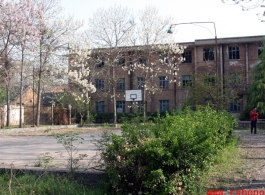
<box><xmin>82</xmin><ymin>36</ymin><xmax>264</xmax><ymax>116</ymax></box>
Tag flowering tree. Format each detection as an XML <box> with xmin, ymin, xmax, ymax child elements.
<box><xmin>15</xmin><ymin>0</ymin><xmax>42</xmax><ymax>127</ymax></box>
<box><xmin>122</xmin><ymin>6</ymin><xmax>185</xmax><ymax>121</ymax></box>
<box><xmin>67</xmin><ymin>36</ymin><xmax>97</xmax><ymax>124</ymax></box>
<box><xmin>32</xmin><ymin>0</ymin><xmax>83</xmax><ymax>126</ymax></box>
<box><xmin>0</xmin><ymin>0</ymin><xmax>42</xmax><ymax>126</ymax></box>
<box><xmin>87</xmin><ymin>5</ymin><xmax>135</xmax><ymax>125</ymax></box>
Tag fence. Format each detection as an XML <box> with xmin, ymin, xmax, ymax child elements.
<box><xmin>238</xmin><ymin>120</ymin><xmax>265</xmax><ymax>129</ymax></box>
<box><xmin>1</xmin><ymin>105</ymin><xmax>71</xmax><ymax>127</ymax></box>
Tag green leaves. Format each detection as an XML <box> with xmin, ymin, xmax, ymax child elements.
<box><xmin>101</xmin><ymin>106</ymin><xmax>237</xmax><ymax>194</ymax></box>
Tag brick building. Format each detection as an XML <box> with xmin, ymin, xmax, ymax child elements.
<box><xmin>84</xmin><ymin>35</ymin><xmax>264</xmax><ymax>118</ymax></box>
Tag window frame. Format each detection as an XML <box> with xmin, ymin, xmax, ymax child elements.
<box><xmin>230</xmin><ymin>99</ymin><xmax>241</xmax><ymax>112</ymax></box>
<box><xmin>159</xmin><ymin>52</ymin><xmax>169</xmax><ymax>64</ymax></box>
<box><xmin>203</xmin><ymin>48</ymin><xmax>215</xmax><ymax>61</ymax></box>
<box><xmin>182</xmin><ymin>75</ymin><xmax>192</xmax><ymax>87</ymax></box>
<box><xmin>96</xmin><ymin>57</ymin><xmax>104</xmax><ymax>68</ymax></box>
<box><xmin>159</xmin><ymin>76</ymin><xmax>169</xmax><ymax>89</ymax></box>
<box><xmin>116</xmin><ymin>101</ymin><xmax>125</xmax><ymax>113</ymax></box>
<box><xmin>204</xmin><ymin>74</ymin><xmax>216</xmax><ymax>86</ymax></box>
<box><xmin>182</xmin><ymin>50</ymin><xmax>192</xmax><ymax>63</ymax></box>
<box><xmin>118</xmin><ymin>55</ymin><xmax>125</xmax><ymax>66</ymax></box>
<box><xmin>95</xmin><ymin>79</ymin><xmax>104</xmax><ymax>90</ymax></box>
<box><xmin>229</xmin><ymin>72</ymin><xmax>241</xmax><ymax>87</ymax></box>
<box><xmin>137</xmin><ymin>77</ymin><xmax>144</xmax><ymax>89</ymax></box>
<box><xmin>116</xmin><ymin>78</ymin><xmax>125</xmax><ymax>91</ymax></box>
<box><xmin>159</xmin><ymin>100</ymin><xmax>169</xmax><ymax>112</ymax></box>
<box><xmin>258</xmin><ymin>44</ymin><xmax>263</xmax><ymax>57</ymax></box>
<box><xmin>228</xmin><ymin>46</ymin><xmax>240</xmax><ymax>60</ymax></box>
<box><xmin>96</xmin><ymin>101</ymin><xmax>105</xmax><ymax>113</ymax></box>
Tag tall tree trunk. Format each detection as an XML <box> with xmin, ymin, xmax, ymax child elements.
<box><xmin>5</xmin><ymin>85</ymin><xmax>10</xmax><ymax>127</ymax></box>
<box><xmin>112</xmin><ymin>65</ymin><xmax>117</xmax><ymax>125</ymax></box>
<box><xmin>36</xmin><ymin>65</ymin><xmax>42</xmax><ymax>127</ymax></box>
<box><xmin>19</xmin><ymin>47</ymin><xmax>24</xmax><ymax>128</ymax></box>
<box><xmin>36</xmin><ymin>40</ymin><xmax>42</xmax><ymax>127</ymax></box>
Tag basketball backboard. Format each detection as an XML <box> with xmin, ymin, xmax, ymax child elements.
<box><xmin>125</xmin><ymin>90</ymin><xmax>142</xmax><ymax>101</ymax></box>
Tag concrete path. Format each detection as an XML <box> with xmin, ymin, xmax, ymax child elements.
<box><xmin>0</xmin><ymin>128</ymin><xmax>121</xmax><ymax>171</ymax></box>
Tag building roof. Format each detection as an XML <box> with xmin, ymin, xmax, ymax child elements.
<box><xmin>181</xmin><ymin>35</ymin><xmax>265</xmax><ymax>46</ymax></box>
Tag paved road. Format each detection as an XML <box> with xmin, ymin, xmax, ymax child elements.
<box><xmin>0</xmin><ymin>130</ymin><xmax>121</xmax><ymax>170</ymax></box>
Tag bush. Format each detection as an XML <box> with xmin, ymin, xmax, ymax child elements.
<box><xmin>100</xmin><ymin>106</ymin><xmax>237</xmax><ymax>194</ymax></box>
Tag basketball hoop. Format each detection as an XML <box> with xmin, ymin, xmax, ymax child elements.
<box><xmin>125</xmin><ymin>90</ymin><xmax>142</xmax><ymax>102</ymax></box>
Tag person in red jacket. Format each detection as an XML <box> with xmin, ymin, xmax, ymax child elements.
<box><xmin>250</xmin><ymin>107</ymin><xmax>259</xmax><ymax>134</ymax></box>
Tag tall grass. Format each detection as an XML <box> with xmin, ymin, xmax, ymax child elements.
<box><xmin>0</xmin><ymin>171</ymin><xmax>107</xmax><ymax>195</ymax></box>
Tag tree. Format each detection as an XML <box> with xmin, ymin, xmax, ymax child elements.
<box><xmin>0</xmin><ymin>0</ymin><xmax>41</xmax><ymax>127</ymax></box>
<box><xmin>87</xmin><ymin>5</ymin><xmax>135</xmax><ymax>125</ymax></box>
<box><xmin>14</xmin><ymin>0</ymin><xmax>42</xmax><ymax>128</ymax></box>
<box><xmin>221</xmin><ymin>0</ymin><xmax>265</xmax><ymax>21</ymax></box>
<box><xmin>32</xmin><ymin>0</ymin><xmax>83</xmax><ymax>126</ymax></box>
<box><xmin>245</xmin><ymin>40</ymin><xmax>265</xmax><ymax>114</ymax></box>
<box><xmin>182</xmin><ymin>71</ymin><xmax>245</xmax><ymax>111</ymax></box>
<box><xmin>67</xmin><ymin>36</ymin><xmax>96</xmax><ymax>124</ymax></box>
<box><xmin>0</xmin><ymin>84</ymin><xmax>5</xmax><ymax>104</ymax></box>
<box><xmin>123</xmin><ymin>5</ymin><xmax>184</xmax><ymax>121</ymax></box>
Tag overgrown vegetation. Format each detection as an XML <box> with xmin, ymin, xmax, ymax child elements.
<box><xmin>99</xmin><ymin>106</ymin><xmax>237</xmax><ymax>194</ymax></box>
<box><xmin>195</xmin><ymin>136</ymin><xmax>241</xmax><ymax>193</ymax></box>
<box><xmin>0</xmin><ymin>170</ymin><xmax>105</xmax><ymax>195</ymax></box>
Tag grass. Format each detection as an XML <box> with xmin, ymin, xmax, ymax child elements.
<box><xmin>0</xmin><ymin>170</ymin><xmax>107</xmax><ymax>195</ymax></box>
<box><xmin>193</xmin><ymin>134</ymin><xmax>244</xmax><ymax>194</ymax></box>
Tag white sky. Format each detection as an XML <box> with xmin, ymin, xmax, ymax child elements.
<box><xmin>60</xmin><ymin>0</ymin><xmax>265</xmax><ymax>42</ymax></box>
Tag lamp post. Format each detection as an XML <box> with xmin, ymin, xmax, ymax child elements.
<box><xmin>167</xmin><ymin>22</ymin><xmax>221</xmax><ymax>108</ymax></box>
<box><xmin>167</xmin><ymin>22</ymin><xmax>218</xmax><ymax>76</ymax></box>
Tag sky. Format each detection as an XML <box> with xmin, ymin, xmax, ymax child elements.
<box><xmin>60</xmin><ymin>0</ymin><xmax>265</xmax><ymax>42</ymax></box>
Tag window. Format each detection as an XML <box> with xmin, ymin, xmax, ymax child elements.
<box><xmin>228</xmin><ymin>46</ymin><xmax>240</xmax><ymax>59</ymax></box>
<box><xmin>182</xmin><ymin>50</ymin><xmax>192</xmax><ymax>63</ymax></box>
<box><xmin>229</xmin><ymin>72</ymin><xmax>241</xmax><ymax>86</ymax></box>
<box><xmin>204</xmin><ymin>74</ymin><xmax>216</xmax><ymax>86</ymax></box>
<box><xmin>182</xmin><ymin>75</ymin><xmax>192</xmax><ymax>87</ymax></box>
<box><xmin>230</xmin><ymin>99</ymin><xmax>240</xmax><ymax>112</ymax></box>
<box><xmin>137</xmin><ymin>101</ymin><xmax>144</xmax><ymax>113</ymax></box>
<box><xmin>95</xmin><ymin>79</ymin><xmax>104</xmax><ymax>90</ymax></box>
<box><xmin>118</xmin><ymin>55</ymin><xmax>125</xmax><ymax>66</ymax></box>
<box><xmin>117</xmin><ymin>78</ymin><xmax>125</xmax><ymax>90</ymax></box>
<box><xmin>159</xmin><ymin>76</ymin><xmax>169</xmax><ymax>89</ymax></box>
<box><xmin>258</xmin><ymin>44</ymin><xmax>263</xmax><ymax>56</ymax></box>
<box><xmin>116</xmin><ymin>101</ymin><xmax>125</xmax><ymax>113</ymax></box>
<box><xmin>137</xmin><ymin>77</ymin><xmax>144</xmax><ymax>89</ymax></box>
<box><xmin>159</xmin><ymin>100</ymin><xmax>169</xmax><ymax>112</ymax></box>
<box><xmin>96</xmin><ymin>101</ymin><xmax>104</xmax><ymax>113</ymax></box>
<box><xmin>138</xmin><ymin>57</ymin><xmax>146</xmax><ymax>64</ymax></box>
<box><xmin>159</xmin><ymin>52</ymin><xmax>169</xmax><ymax>64</ymax></box>
<box><xmin>203</xmin><ymin>48</ymin><xmax>214</xmax><ymax>61</ymax></box>
<box><xmin>96</xmin><ymin>57</ymin><xmax>104</xmax><ymax>68</ymax></box>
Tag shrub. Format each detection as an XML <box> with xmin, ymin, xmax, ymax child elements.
<box><xmin>100</xmin><ymin>106</ymin><xmax>237</xmax><ymax>194</ymax></box>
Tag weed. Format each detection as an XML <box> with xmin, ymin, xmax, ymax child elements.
<box><xmin>34</xmin><ymin>152</ymin><xmax>55</xmax><ymax>169</ymax></box>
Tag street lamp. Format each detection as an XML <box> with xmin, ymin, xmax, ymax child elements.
<box><xmin>167</xmin><ymin>22</ymin><xmax>221</xmax><ymax>108</ymax></box>
<box><xmin>167</xmin><ymin>22</ymin><xmax>218</xmax><ymax>74</ymax></box>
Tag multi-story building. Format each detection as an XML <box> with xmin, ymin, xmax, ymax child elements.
<box><xmin>88</xmin><ymin>35</ymin><xmax>263</xmax><ymax>118</ymax></box>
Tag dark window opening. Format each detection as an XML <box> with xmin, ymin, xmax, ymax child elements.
<box><xmin>117</xmin><ymin>78</ymin><xmax>125</xmax><ymax>90</ymax></box>
<box><xmin>228</xmin><ymin>46</ymin><xmax>240</xmax><ymax>59</ymax></box>
<box><xmin>182</xmin><ymin>75</ymin><xmax>192</xmax><ymax>87</ymax></box>
<box><xmin>203</xmin><ymin>48</ymin><xmax>214</xmax><ymax>61</ymax></box>
<box><xmin>182</xmin><ymin>50</ymin><xmax>192</xmax><ymax>63</ymax></box>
